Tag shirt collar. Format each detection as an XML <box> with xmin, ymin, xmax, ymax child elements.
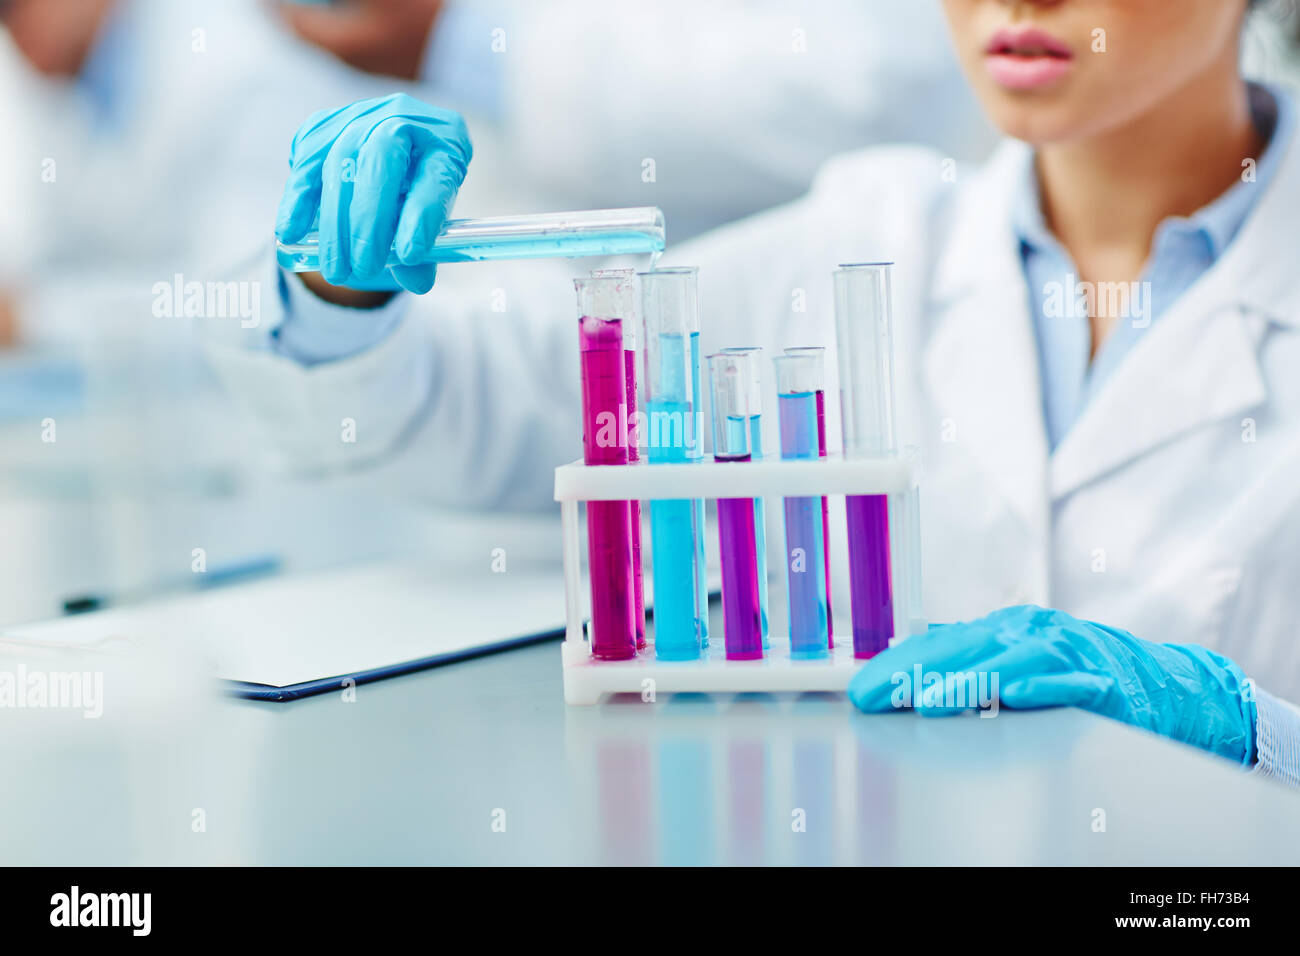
<box><xmin>1013</xmin><ymin>82</ymin><xmax>1295</xmax><ymax>262</ymax></box>
<box><xmin>76</xmin><ymin>0</ymin><xmax>136</xmax><ymax>130</ymax></box>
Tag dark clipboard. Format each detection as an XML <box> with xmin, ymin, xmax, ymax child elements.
<box><xmin>221</xmin><ymin>625</ymin><xmax>566</xmax><ymax>701</ymax></box>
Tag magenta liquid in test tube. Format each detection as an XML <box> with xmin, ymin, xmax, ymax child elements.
<box><xmin>785</xmin><ymin>346</ymin><xmax>833</xmax><ymax>647</ymax></box>
<box><xmin>576</xmin><ymin>276</ymin><xmax>638</xmax><ymax>660</ymax></box>
<box><xmin>709</xmin><ymin>352</ymin><xmax>764</xmax><ymax>661</ymax></box>
<box><xmin>834</xmin><ymin>264</ymin><xmax>897</xmax><ymax>660</ymax></box>
<box><xmin>592</xmin><ymin>269</ymin><xmax>647</xmax><ymax>651</ymax></box>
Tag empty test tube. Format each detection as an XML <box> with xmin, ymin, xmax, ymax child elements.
<box><xmin>775</xmin><ymin>354</ymin><xmax>830</xmax><ymax>658</ymax></box>
<box><xmin>576</xmin><ymin>276</ymin><xmax>640</xmax><ymax>660</ymax></box>
<box><xmin>709</xmin><ymin>352</ymin><xmax>763</xmax><ymax>661</ymax></box>
<box><xmin>784</xmin><ymin>346</ymin><xmax>833</xmax><ymax>647</ymax></box>
<box><xmin>276</xmin><ymin>207</ymin><xmax>666</xmax><ymax>273</ymax></box>
<box><xmin>640</xmin><ymin>268</ymin><xmax>707</xmax><ymax>660</ymax></box>
<box><xmin>834</xmin><ymin>264</ymin><xmax>897</xmax><ymax>659</ymax></box>
<box><xmin>720</xmin><ymin>347</ymin><xmax>770</xmax><ymax>647</ymax></box>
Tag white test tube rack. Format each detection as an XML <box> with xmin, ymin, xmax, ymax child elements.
<box><xmin>556</xmin><ymin>451</ymin><xmax>925</xmax><ymax>705</ymax></box>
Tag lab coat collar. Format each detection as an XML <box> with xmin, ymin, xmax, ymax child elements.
<box><xmin>1050</xmin><ymin>102</ymin><xmax>1300</xmax><ymax>496</ymax></box>
<box><xmin>924</xmin><ymin>141</ymin><xmax>1051</xmax><ymax>542</ymax></box>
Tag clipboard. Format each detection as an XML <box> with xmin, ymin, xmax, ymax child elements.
<box><xmin>2</xmin><ymin>560</ymin><xmax>570</xmax><ymax>702</ymax></box>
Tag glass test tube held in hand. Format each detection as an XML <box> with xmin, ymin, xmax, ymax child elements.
<box><xmin>784</xmin><ymin>346</ymin><xmax>834</xmax><ymax>647</ymax></box>
<box><xmin>775</xmin><ymin>353</ymin><xmax>830</xmax><ymax>658</ymax></box>
<box><xmin>834</xmin><ymin>264</ymin><xmax>897</xmax><ymax>659</ymax></box>
<box><xmin>277</xmin><ymin>207</ymin><xmax>666</xmax><ymax>272</ymax></box>
<box><xmin>708</xmin><ymin>352</ymin><xmax>764</xmax><ymax>661</ymax></box>
<box><xmin>720</xmin><ymin>347</ymin><xmax>770</xmax><ymax>647</ymax></box>
<box><xmin>576</xmin><ymin>276</ymin><xmax>640</xmax><ymax>660</ymax></box>
<box><xmin>640</xmin><ymin>268</ymin><xmax>707</xmax><ymax>660</ymax></box>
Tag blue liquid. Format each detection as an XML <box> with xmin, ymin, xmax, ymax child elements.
<box><xmin>276</xmin><ymin>229</ymin><xmax>665</xmax><ymax>273</ymax></box>
<box><xmin>778</xmin><ymin>392</ymin><xmax>829</xmax><ymax>658</ymax></box>
<box><xmin>647</xmin><ymin>332</ymin><xmax>707</xmax><ymax>660</ymax></box>
<box><xmin>690</xmin><ymin>333</ymin><xmax>708</xmax><ymax>648</ymax></box>
<box><xmin>648</xmin><ymin>402</ymin><xmax>704</xmax><ymax>659</ymax></box>
<box><xmin>749</xmin><ymin>416</ymin><xmax>770</xmax><ymax>647</ymax></box>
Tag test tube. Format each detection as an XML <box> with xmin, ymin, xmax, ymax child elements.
<box><xmin>720</xmin><ymin>347</ymin><xmax>770</xmax><ymax>647</ymax></box>
<box><xmin>775</xmin><ymin>354</ymin><xmax>830</xmax><ymax>658</ymax></box>
<box><xmin>593</xmin><ymin>270</ymin><xmax>646</xmax><ymax>650</ymax></box>
<box><xmin>783</xmin><ymin>346</ymin><xmax>833</xmax><ymax>647</ymax></box>
<box><xmin>640</xmin><ymin>268</ymin><xmax>707</xmax><ymax>660</ymax></box>
<box><xmin>708</xmin><ymin>352</ymin><xmax>763</xmax><ymax>661</ymax></box>
<box><xmin>277</xmin><ymin>207</ymin><xmax>666</xmax><ymax>272</ymax></box>
<box><xmin>834</xmin><ymin>263</ymin><xmax>897</xmax><ymax>659</ymax></box>
<box><xmin>576</xmin><ymin>276</ymin><xmax>638</xmax><ymax>660</ymax></box>
<box><xmin>689</xmin><ymin>322</ymin><xmax>709</xmax><ymax>648</ymax></box>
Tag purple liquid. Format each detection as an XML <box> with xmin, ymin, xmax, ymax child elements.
<box><xmin>717</xmin><ymin>469</ymin><xmax>763</xmax><ymax>660</ymax></box>
<box><xmin>625</xmin><ymin>349</ymin><xmax>646</xmax><ymax>649</ymax></box>
<box><xmin>814</xmin><ymin>390</ymin><xmax>833</xmax><ymax>647</ymax></box>
<box><xmin>845</xmin><ymin>494</ymin><xmax>893</xmax><ymax>659</ymax></box>
<box><xmin>580</xmin><ymin>316</ymin><xmax>636</xmax><ymax>660</ymax></box>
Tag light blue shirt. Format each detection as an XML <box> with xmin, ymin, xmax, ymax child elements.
<box><xmin>420</xmin><ymin>0</ymin><xmax>508</xmax><ymax>122</ymax></box>
<box><xmin>1017</xmin><ymin>84</ymin><xmax>1293</xmax><ymax>450</ymax></box>
<box><xmin>76</xmin><ymin>0</ymin><xmax>138</xmax><ymax>131</ymax></box>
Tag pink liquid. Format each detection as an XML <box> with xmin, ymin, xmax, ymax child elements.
<box><xmin>580</xmin><ymin>316</ymin><xmax>636</xmax><ymax>660</ymax></box>
<box><xmin>846</xmin><ymin>494</ymin><xmax>892</xmax><ymax>659</ymax></box>
<box><xmin>717</xmin><ymin>459</ymin><xmax>763</xmax><ymax>660</ymax></box>
<box><xmin>814</xmin><ymin>389</ymin><xmax>833</xmax><ymax>647</ymax></box>
<box><xmin>625</xmin><ymin>349</ymin><xmax>646</xmax><ymax>649</ymax></box>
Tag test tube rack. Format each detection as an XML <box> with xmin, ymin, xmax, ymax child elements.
<box><xmin>556</xmin><ymin>451</ymin><xmax>924</xmax><ymax>704</ymax></box>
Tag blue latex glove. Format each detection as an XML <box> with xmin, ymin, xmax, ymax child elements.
<box><xmin>275</xmin><ymin>93</ymin><xmax>473</xmax><ymax>294</ymax></box>
<box><xmin>848</xmin><ymin>605</ymin><xmax>1257</xmax><ymax>765</ymax></box>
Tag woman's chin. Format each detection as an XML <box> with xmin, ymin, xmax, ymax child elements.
<box><xmin>980</xmin><ymin>100</ymin><xmax>1090</xmax><ymax>147</ymax></box>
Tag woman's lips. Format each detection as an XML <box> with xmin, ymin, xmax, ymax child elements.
<box><xmin>983</xmin><ymin>26</ymin><xmax>1075</xmax><ymax>90</ymax></box>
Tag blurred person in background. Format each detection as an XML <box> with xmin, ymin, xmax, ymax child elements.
<box><xmin>0</xmin><ymin>0</ymin><xmax>409</xmax><ymax>625</ymax></box>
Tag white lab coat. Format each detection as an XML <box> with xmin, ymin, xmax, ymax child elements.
<box><xmin>0</xmin><ymin>0</ymin><xmax>399</xmax><ymax>290</ymax></box>
<box><xmin>209</xmin><ymin>129</ymin><xmax>1300</xmax><ymax>709</ymax></box>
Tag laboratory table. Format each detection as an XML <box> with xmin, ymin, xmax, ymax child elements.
<box><xmin>3</xmin><ymin>627</ymin><xmax>1298</xmax><ymax>866</ymax></box>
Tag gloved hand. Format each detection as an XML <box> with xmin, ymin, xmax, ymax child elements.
<box><xmin>847</xmin><ymin>605</ymin><xmax>1258</xmax><ymax>765</ymax></box>
<box><xmin>275</xmin><ymin>92</ymin><xmax>472</xmax><ymax>294</ymax></box>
